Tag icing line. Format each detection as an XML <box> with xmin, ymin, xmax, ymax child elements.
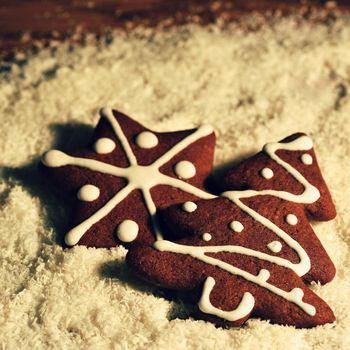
<box><xmin>262</xmin><ymin>136</ymin><xmax>320</xmax><ymax>204</ymax></box>
<box><xmin>198</xmin><ymin>277</ymin><xmax>255</xmax><ymax>321</ymax></box>
<box><xmin>101</xmin><ymin>107</ymin><xmax>138</xmax><ymax>166</ymax></box>
<box><xmin>152</xmin><ymin>125</ymin><xmax>214</xmax><ymax>168</ymax></box>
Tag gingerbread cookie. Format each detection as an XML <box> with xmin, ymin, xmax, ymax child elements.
<box><xmin>219</xmin><ymin>133</ymin><xmax>336</xmax><ymax>221</ymax></box>
<box><xmin>126</xmin><ymin>133</ymin><xmax>336</xmax><ymax>328</ymax></box>
<box><xmin>40</xmin><ymin>107</ymin><xmax>215</xmax><ymax>248</ymax></box>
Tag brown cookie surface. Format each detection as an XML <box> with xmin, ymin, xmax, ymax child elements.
<box><xmin>40</xmin><ymin>108</ymin><xmax>216</xmax><ymax>248</ymax></box>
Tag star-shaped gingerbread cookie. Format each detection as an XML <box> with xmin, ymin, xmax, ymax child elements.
<box><xmin>40</xmin><ymin>108</ymin><xmax>216</xmax><ymax>248</ymax></box>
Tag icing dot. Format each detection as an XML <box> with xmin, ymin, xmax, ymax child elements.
<box><xmin>135</xmin><ymin>131</ymin><xmax>159</xmax><ymax>149</ymax></box>
<box><xmin>285</xmin><ymin>214</ymin><xmax>298</xmax><ymax>226</ymax></box>
<box><xmin>94</xmin><ymin>138</ymin><xmax>116</xmax><ymax>154</ymax></box>
<box><xmin>182</xmin><ymin>201</ymin><xmax>197</xmax><ymax>213</ymax></box>
<box><xmin>174</xmin><ymin>160</ymin><xmax>196</xmax><ymax>179</ymax></box>
<box><xmin>229</xmin><ymin>221</ymin><xmax>244</xmax><ymax>233</ymax></box>
<box><xmin>260</xmin><ymin>167</ymin><xmax>274</xmax><ymax>179</ymax></box>
<box><xmin>77</xmin><ymin>184</ymin><xmax>100</xmax><ymax>202</ymax></box>
<box><xmin>290</xmin><ymin>288</ymin><xmax>304</xmax><ymax>300</ymax></box>
<box><xmin>267</xmin><ymin>241</ymin><xmax>282</xmax><ymax>253</ymax></box>
<box><xmin>116</xmin><ymin>220</ymin><xmax>139</xmax><ymax>242</ymax></box>
<box><xmin>202</xmin><ymin>233</ymin><xmax>212</xmax><ymax>242</ymax></box>
<box><xmin>301</xmin><ymin>153</ymin><xmax>313</xmax><ymax>165</ymax></box>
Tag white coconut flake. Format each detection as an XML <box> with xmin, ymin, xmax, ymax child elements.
<box><xmin>1</xmin><ymin>16</ymin><xmax>350</xmax><ymax>349</ymax></box>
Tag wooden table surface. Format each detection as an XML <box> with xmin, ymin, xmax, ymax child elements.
<box><xmin>1</xmin><ymin>0</ymin><xmax>349</xmax><ymax>61</ymax></box>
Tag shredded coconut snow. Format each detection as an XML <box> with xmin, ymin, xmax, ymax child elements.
<box><xmin>1</xmin><ymin>15</ymin><xmax>350</xmax><ymax>350</ymax></box>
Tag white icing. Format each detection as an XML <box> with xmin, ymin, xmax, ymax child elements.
<box><xmin>135</xmin><ymin>131</ymin><xmax>159</xmax><ymax>149</ymax></box>
<box><xmin>221</xmin><ymin>191</ymin><xmax>311</xmax><ymax>276</ymax></box>
<box><xmin>77</xmin><ymin>184</ymin><xmax>100</xmax><ymax>202</ymax></box>
<box><xmin>202</xmin><ymin>233</ymin><xmax>212</xmax><ymax>242</ymax></box>
<box><xmin>262</xmin><ymin>136</ymin><xmax>319</xmax><ymax>204</ymax></box>
<box><xmin>65</xmin><ymin>185</ymin><xmax>132</xmax><ymax>246</ymax></box>
<box><xmin>198</xmin><ymin>277</ymin><xmax>255</xmax><ymax>321</ymax></box>
<box><xmin>42</xmin><ymin>150</ymin><xmax>71</xmax><ymax>167</ymax></box>
<box><xmin>174</xmin><ymin>160</ymin><xmax>196</xmax><ymax>179</ymax></box>
<box><xmin>154</xmin><ymin>135</ymin><xmax>319</xmax><ymax>320</ymax></box>
<box><xmin>286</xmin><ymin>214</ymin><xmax>298</xmax><ymax>226</ymax></box>
<box><xmin>257</xmin><ymin>269</ymin><xmax>270</xmax><ymax>282</ymax></box>
<box><xmin>182</xmin><ymin>201</ymin><xmax>197</xmax><ymax>213</ymax></box>
<box><xmin>229</xmin><ymin>220</ymin><xmax>244</xmax><ymax>233</ymax></box>
<box><xmin>155</xmin><ymin>240</ymin><xmax>316</xmax><ymax>316</ymax></box>
<box><xmin>267</xmin><ymin>241</ymin><xmax>282</xmax><ymax>253</ymax></box>
<box><xmin>93</xmin><ymin>137</ymin><xmax>116</xmax><ymax>154</ymax></box>
<box><xmin>42</xmin><ymin>107</ymin><xmax>215</xmax><ymax>246</ymax></box>
<box><xmin>261</xmin><ymin>167</ymin><xmax>274</xmax><ymax>179</ymax></box>
<box><xmin>116</xmin><ymin>220</ymin><xmax>139</xmax><ymax>242</ymax></box>
<box><xmin>301</xmin><ymin>153</ymin><xmax>313</xmax><ymax>165</ymax></box>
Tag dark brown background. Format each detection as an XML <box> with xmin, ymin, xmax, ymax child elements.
<box><xmin>1</xmin><ymin>0</ymin><xmax>350</xmax><ymax>60</ymax></box>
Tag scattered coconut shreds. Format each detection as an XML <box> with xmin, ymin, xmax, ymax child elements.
<box><xmin>1</xmin><ymin>15</ymin><xmax>350</xmax><ymax>350</ymax></box>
